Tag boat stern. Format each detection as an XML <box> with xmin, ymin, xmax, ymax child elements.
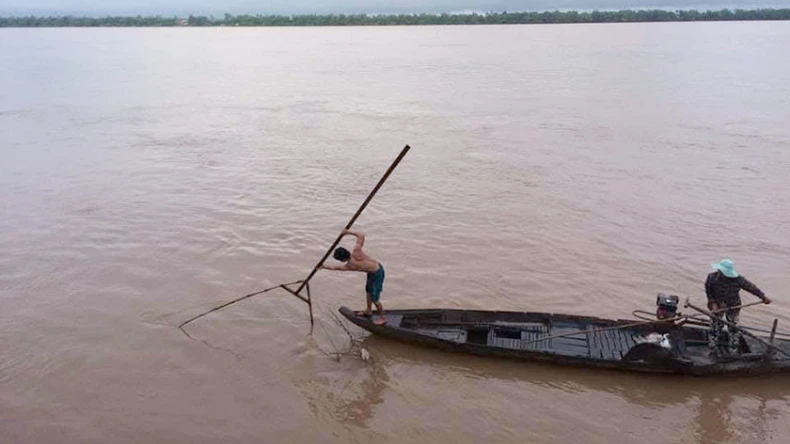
<box><xmin>338</xmin><ymin>306</ymin><xmax>377</xmax><ymax>331</ymax></box>
<box><xmin>338</xmin><ymin>306</ymin><xmax>399</xmax><ymax>332</ymax></box>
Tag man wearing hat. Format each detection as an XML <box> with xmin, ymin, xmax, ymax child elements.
<box><xmin>705</xmin><ymin>259</ymin><xmax>772</xmax><ymax>352</ymax></box>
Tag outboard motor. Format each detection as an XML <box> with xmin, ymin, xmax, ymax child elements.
<box><xmin>656</xmin><ymin>293</ymin><xmax>679</xmax><ymax>319</ymax></box>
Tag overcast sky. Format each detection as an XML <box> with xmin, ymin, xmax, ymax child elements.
<box><xmin>2</xmin><ymin>0</ymin><xmax>789</xmax><ymax>16</ymax></box>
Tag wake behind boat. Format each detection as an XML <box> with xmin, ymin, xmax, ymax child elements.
<box><xmin>339</xmin><ymin>300</ymin><xmax>790</xmax><ymax>376</ymax></box>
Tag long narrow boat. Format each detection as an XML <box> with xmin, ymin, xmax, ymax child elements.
<box><xmin>339</xmin><ymin>306</ymin><xmax>790</xmax><ymax>376</ymax></box>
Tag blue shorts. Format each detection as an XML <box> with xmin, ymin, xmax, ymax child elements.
<box><xmin>365</xmin><ymin>264</ymin><xmax>385</xmax><ymax>302</ymax></box>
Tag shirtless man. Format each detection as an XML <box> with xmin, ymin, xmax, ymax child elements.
<box><xmin>320</xmin><ymin>229</ymin><xmax>387</xmax><ymax>325</ymax></box>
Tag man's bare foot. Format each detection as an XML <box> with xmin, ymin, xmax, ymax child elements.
<box><xmin>355</xmin><ymin>311</ymin><xmax>372</xmax><ymax>317</ymax></box>
<box><xmin>373</xmin><ymin>317</ymin><xmax>387</xmax><ymax>325</ymax></box>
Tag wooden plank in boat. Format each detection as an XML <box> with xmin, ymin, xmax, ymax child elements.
<box><xmin>604</xmin><ymin>330</ymin><xmax>626</xmax><ymax>359</ymax></box>
<box><xmin>612</xmin><ymin>330</ymin><xmax>628</xmax><ymax>353</ymax></box>
<box><xmin>492</xmin><ymin>337</ymin><xmax>520</xmax><ymax>350</ymax></box>
<box><xmin>522</xmin><ymin>330</ymin><xmax>549</xmax><ymax>351</ymax></box>
<box><xmin>593</xmin><ymin>329</ymin><xmax>621</xmax><ymax>360</ymax></box>
<box><xmin>492</xmin><ymin>321</ymin><xmax>547</xmax><ymax>332</ymax></box>
<box><xmin>543</xmin><ymin>325</ymin><xmax>590</xmax><ymax>356</ymax></box>
<box><xmin>600</xmin><ymin>330</ymin><xmax>617</xmax><ymax>357</ymax></box>
<box><xmin>436</xmin><ymin>329</ymin><xmax>466</xmax><ymax>343</ymax></box>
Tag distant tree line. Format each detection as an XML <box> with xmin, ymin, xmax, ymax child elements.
<box><xmin>2</xmin><ymin>9</ymin><xmax>790</xmax><ymax>28</ymax></box>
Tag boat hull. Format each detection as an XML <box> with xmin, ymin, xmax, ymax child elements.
<box><xmin>339</xmin><ymin>306</ymin><xmax>790</xmax><ymax>376</ymax></box>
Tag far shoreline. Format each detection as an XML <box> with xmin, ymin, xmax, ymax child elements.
<box><xmin>2</xmin><ymin>8</ymin><xmax>789</xmax><ymax>28</ymax></box>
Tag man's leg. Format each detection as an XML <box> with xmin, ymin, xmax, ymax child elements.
<box><xmin>726</xmin><ymin>306</ymin><xmax>742</xmax><ymax>352</ymax></box>
<box><xmin>373</xmin><ymin>300</ymin><xmax>386</xmax><ymax>325</ymax></box>
<box><xmin>708</xmin><ymin>302</ymin><xmax>724</xmax><ymax>349</ymax></box>
<box><xmin>356</xmin><ymin>293</ymin><xmax>373</xmax><ymax>317</ymax></box>
<box><xmin>372</xmin><ymin>266</ymin><xmax>386</xmax><ymax>325</ymax></box>
<box><xmin>365</xmin><ymin>293</ymin><xmax>373</xmax><ymax>316</ymax></box>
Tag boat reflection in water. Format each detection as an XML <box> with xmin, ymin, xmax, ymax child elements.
<box><xmin>352</xmin><ymin>334</ymin><xmax>790</xmax><ymax>442</ymax></box>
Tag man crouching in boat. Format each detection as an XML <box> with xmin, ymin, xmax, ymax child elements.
<box><xmin>706</xmin><ymin>259</ymin><xmax>771</xmax><ymax>352</ymax></box>
<box><xmin>320</xmin><ymin>229</ymin><xmax>387</xmax><ymax>325</ymax></box>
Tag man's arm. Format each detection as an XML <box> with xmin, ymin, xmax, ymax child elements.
<box><xmin>741</xmin><ymin>276</ymin><xmax>771</xmax><ymax>304</ymax></box>
<box><xmin>705</xmin><ymin>274</ymin><xmax>719</xmax><ymax>310</ymax></box>
<box><xmin>705</xmin><ymin>273</ymin><xmax>714</xmax><ymax>300</ymax></box>
<box><xmin>342</xmin><ymin>229</ymin><xmax>365</xmax><ymax>251</ymax></box>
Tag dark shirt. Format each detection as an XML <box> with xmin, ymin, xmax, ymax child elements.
<box><xmin>705</xmin><ymin>271</ymin><xmax>765</xmax><ymax>305</ymax></box>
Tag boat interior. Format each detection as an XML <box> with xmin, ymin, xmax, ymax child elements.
<box><xmin>380</xmin><ymin>309</ymin><xmax>787</xmax><ymax>364</ymax></box>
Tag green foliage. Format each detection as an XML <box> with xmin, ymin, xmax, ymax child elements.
<box><xmin>187</xmin><ymin>15</ymin><xmax>211</xmax><ymax>26</ymax></box>
<box><xmin>2</xmin><ymin>9</ymin><xmax>790</xmax><ymax>28</ymax></box>
<box><xmin>0</xmin><ymin>15</ymin><xmax>180</xmax><ymax>27</ymax></box>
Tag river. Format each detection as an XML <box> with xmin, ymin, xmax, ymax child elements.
<box><xmin>1</xmin><ymin>22</ymin><xmax>789</xmax><ymax>443</ymax></box>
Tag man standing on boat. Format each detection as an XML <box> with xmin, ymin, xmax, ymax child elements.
<box><xmin>320</xmin><ymin>229</ymin><xmax>387</xmax><ymax>325</ymax></box>
<box><xmin>705</xmin><ymin>259</ymin><xmax>771</xmax><ymax>352</ymax></box>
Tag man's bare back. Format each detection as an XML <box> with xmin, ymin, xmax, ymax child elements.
<box><xmin>347</xmin><ymin>246</ymin><xmax>379</xmax><ymax>273</ymax></box>
<box><xmin>320</xmin><ymin>229</ymin><xmax>386</xmax><ymax>324</ymax></box>
<box><xmin>320</xmin><ymin>230</ymin><xmax>378</xmax><ymax>272</ymax></box>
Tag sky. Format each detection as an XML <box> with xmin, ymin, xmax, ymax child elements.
<box><xmin>1</xmin><ymin>0</ymin><xmax>789</xmax><ymax>16</ymax></box>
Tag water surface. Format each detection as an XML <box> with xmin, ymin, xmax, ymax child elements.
<box><xmin>1</xmin><ymin>22</ymin><xmax>790</xmax><ymax>443</ymax></box>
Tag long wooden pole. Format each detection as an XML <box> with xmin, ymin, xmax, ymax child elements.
<box><xmin>177</xmin><ymin>145</ymin><xmax>411</xmax><ymax>337</ymax></box>
<box><xmin>683</xmin><ymin>300</ymin><xmax>767</xmax><ymax>322</ymax></box>
<box><xmin>293</xmin><ymin>144</ymin><xmax>411</xmax><ymax>297</ymax></box>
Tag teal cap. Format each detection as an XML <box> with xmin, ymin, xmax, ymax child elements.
<box><xmin>712</xmin><ymin>259</ymin><xmax>739</xmax><ymax>278</ymax></box>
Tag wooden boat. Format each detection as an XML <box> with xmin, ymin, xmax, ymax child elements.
<box><xmin>339</xmin><ymin>306</ymin><xmax>790</xmax><ymax>376</ymax></box>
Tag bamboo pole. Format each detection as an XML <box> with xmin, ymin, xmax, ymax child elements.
<box><xmin>770</xmin><ymin>319</ymin><xmax>779</xmax><ymax>343</ymax></box>
<box><xmin>293</xmin><ymin>144</ymin><xmax>411</xmax><ymax>299</ymax></box>
<box><xmin>178</xmin><ymin>279</ymin><xmax>304</xmax><ymax>335</ymax></box>
<box><xmin>681</xmin><ymin>300</ymin><xmax>767</xmax><ymax>323</ymax></box>
<box><xmin>306</xmin><ymin>281</ymin><xmax>313</xmax><ymax>328</ymax></box>
<box><xmin>178</xmin><ymin>145</ymin><xmax>411</xmax><ymax>336</ymax></box>
<box><xmin>769</xmin><ymin>318</ymin><xmax>779</xmax><ymax>357</ymax></box>
<box><xmin>705</xmin><ymin>300</ymin><xmax>766</xmax><ymax>316</ymax></box>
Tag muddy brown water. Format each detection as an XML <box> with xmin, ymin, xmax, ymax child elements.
<box><xmin>1</xmin><ymin>23</ymin><xmax>789</xmax><ymax>443</ymax></box>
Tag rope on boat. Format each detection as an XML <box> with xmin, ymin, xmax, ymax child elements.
<box><xmin>518</xmin><ymin>316</ymin><xmax>682</xmax><ymax>347</ymax></box>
